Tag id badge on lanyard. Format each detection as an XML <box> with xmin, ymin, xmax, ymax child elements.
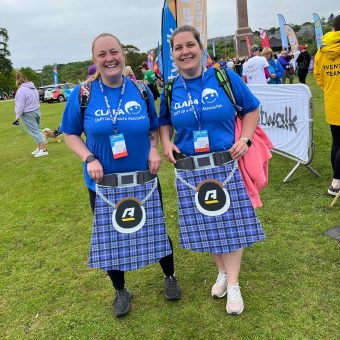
<box><xmin>109</xmin><ymin>133</ymin><xmax>128</xmax><ymax>159</ymax></box>
<box><xmin>193</xmin><ymin>129</ymin><xmax>210</xmax><ymax>153</ymax></box>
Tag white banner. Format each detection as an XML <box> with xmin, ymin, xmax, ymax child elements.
<box><xmin>248</xmin><ymin>84</ymin><xmax>312</xmax><ymax>163</ymax></box>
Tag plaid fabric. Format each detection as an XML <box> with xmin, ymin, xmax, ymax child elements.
<box><xmin>176</xmin><ymin>162</ymin><xmax>265</xmax><ymax>254</ymax></box>
<box><xmin>89</xmin><ymin>180</ymin><xmax>172</xmax><ymax>271</ymax></box>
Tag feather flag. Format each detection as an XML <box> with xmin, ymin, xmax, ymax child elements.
<box><xmin>313</xmin><ymin>13</ymin><xmax>323</xmax><ymax>49</ymax></box>
<box><xmin>278</xmin><ymin>14</ymin><xmax>289</xmax><ymax>51</ymax></box>
<box><xmin>157</xmin><ymin>42</ymin><xmax>163</xmax><ymax>78</ymax></box>
<box><xmin>146</xmin><ymin>50</ymin><xmax>154</xmax><ymax>70</ymax></box>
<box><xmin>53</xmin><ymin>65</ymin><xmax>58</xmax><ymax>85</ymax></box>
<box><xmin>284</xmin><ymin>24</ymin><xmax>299</xmax><ymax>53</ymax></box>
<box><xmin>245</xmin><ymin>36</ymin><xmax>251</xmax><ymax>56</ymax></box>
<box><xmin>161</xmin><ymin>0</ymin><xmax>177</xmax><ymax>82</ymax></box>
<box><xmin>259</xmin><ymin>28</ymin><xmax>270</xmax><ymax>48</ymax></box>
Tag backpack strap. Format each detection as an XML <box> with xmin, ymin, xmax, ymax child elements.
<box><xmin>164</xmin><ymin>78</ymin><xmax>175</xmax><ymax>114</ymax></box>
<box><xmin>214</xmin><ymin>67</ymin><xmax>243</xmax><ymax>112</ymax></box>
<box><xmin>79</xmin><ymin>81</ymin><xmax>92</xmax><ymax>120</ymax></box>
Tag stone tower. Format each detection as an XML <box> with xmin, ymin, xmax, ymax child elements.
<box><xmin>234</xmin><ymin>0</ymin><xmax>254</xmax><ymax>58</ymax></box>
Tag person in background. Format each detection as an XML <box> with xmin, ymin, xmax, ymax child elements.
<box><xmin>278</xmin><ymin>50</ymin><xmax>294</xmax><ymax>84</ymax></box>
<box><xmin>261</xmin><ymin>47</ymin><xmax>284</xmax><ymax>84</ymax></box>
<box><xmin>124</xmin><ymin>65</ymin><xmax>137</xmax><ymax>82</ymax></box>
<box><xmin>242</xmin><ymin>45</ymin><xmax>270</xmax><ymax>84</ymax></box>
<box><xmin>314</xmin><ymin>14</ymin><xmax>340</xmax><ymax>196</ymax></box>
<box><xmin>234</xmin><ymin>57</ymin><xmax>243</xmax><ymax>77</ymax></box>
<box><xmin>14</xmin><ymin>72</ymin><xmax>48</xmax><ymax>157</ymax></box>
<box><xmin>140</xmin><ymin>63</ymin><xmax>160</xmax><ymax>100</ymax></box>
<box><xmin>61</xmin><ymin>33</ymin><xmax>181</xmax><ymax>318</ymax></box>
<box><xmin>296</xmin><ymin>44</ymin><xmax>311</xmax><ymax>84</ymax></box>
<box><xmin>159</xmin><ymin>25</ymin><xmax>265</xmax><ymax>316</ymax></box>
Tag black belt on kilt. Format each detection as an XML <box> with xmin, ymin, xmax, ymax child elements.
<box><xmin>99</xmin><ymin>170</ymin><xmax>156</xmax><ymax>187</ymax></box>
<box><xmin>174</xmin><ymin>151</ymin><xmax>233</xmax><ymax>171</ymax></box>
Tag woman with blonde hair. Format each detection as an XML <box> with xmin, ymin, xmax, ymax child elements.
<box><xmin>14</xmin><ymin>72</ymin><xmax>48</xmax><ymax>157</ymax></box>
<box><xmin>261</xmin><ymin>47</ymin><xmax>284</xmax><ymax>84</ymax></box>
<box><xmin>124</xmin><ymin>65</ymin><xmax>137</xmax><ymax>82</ymax></box>
<box><xmin>61</xmin><ymin>33</ymin><xmax>181</xmax><ymax>318</ymax></box>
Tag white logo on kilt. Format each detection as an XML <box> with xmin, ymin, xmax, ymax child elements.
<box><xmin>112</xmin><ymin>197</ymin><xmax>146</xmax><ymax>234</ymax></box>
<box><xmin>195</xmin><ymin>180</ymin><xmax>230</xmax><ymax>216</ymax></box>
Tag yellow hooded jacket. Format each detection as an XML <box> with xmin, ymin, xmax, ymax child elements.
<box><xmin>314</xmin><ymin>31</ymin><xmax>340</xmax><ymax>125</ymax></box>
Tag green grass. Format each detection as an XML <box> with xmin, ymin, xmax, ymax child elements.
<box><xmin>0</xmin><ymin>76</ymin><xmax>339</xmax><ymax>339</ymax></box>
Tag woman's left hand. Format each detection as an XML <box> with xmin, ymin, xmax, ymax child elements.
<box><xmin>229</xmin><ymin>140</ymin><xmax>249</xmax><ymax>161</ymax></box>
<box><xmin>148</xmin><ymin>146</ymin><xmax>162</xmax><ymax>174</ymax></box>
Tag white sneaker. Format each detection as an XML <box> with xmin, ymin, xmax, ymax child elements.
<box><xmin>31</xmin><ymin>148</ymin><xmax>40</xmax><ymax>155</ymax></box>
<box><xmin>211</xmin><ymin>272</ymin><xmax>228</xmax><ymax>298</ymax></box>
<box><xmin>34</xmin><ymin>149</ymin><xmax>48</xmax><ymax>158</ymax></box>
<box><xmin>226</xmin><ymin>284</ymin><xmax>244</xmax><ymax>315</ymax></box>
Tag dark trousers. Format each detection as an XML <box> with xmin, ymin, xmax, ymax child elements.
<box><xmin>88</xmin><ymin>181</ymin><xmax>175</xmax><ymax>290</ymax></box>
<box><xmin>330</xmin><ymin>125</ymin><xmax>340</xmax><ymax>180</ymax></box>
<box><xmin>298</xmin><ymin>68</ymin><xmax>308</xmax><ymax>84</ymax></box>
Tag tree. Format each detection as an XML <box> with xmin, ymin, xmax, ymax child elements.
<box><xmin>0</xmin><ymin>27</ymin><xmax>13</xmax><ymax>80</ymax></box>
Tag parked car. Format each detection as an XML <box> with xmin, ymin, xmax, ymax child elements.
<box><xmin>38</xmin><ymin>85</ymin><xmax>55</xmax><ymax>102</ymax></box>
<box><xmin>44</xmin><ymin>83</ymin><xmax>76</xmax><ymax>103</ymax></box>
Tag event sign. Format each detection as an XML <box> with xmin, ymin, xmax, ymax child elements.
<box><xmin>277</xmin><ymin>14</ymin><xmax>289</xmax><ymax>51</ymax></box>
<box><xmin>285</xmin><ymin>24</ymin><xmax>299</xmax><ymax>53</ymax></box>
<box><xmin>313</xmin><ymin>13</ymin><xmax>323</xmax><ymax>49</ymax></box>
<box><xmin>248</xmin><ymin>84</ymin><xmax>312</xmax><ymax>163</ymax></box>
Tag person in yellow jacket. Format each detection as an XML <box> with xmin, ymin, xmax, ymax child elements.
<box><xmin>314</xmin><ymin>15</ymin><xmax>340</xmax><ymax>196</ymax></box>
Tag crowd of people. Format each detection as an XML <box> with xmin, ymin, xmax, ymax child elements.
<box><xmin>11</xmin><ymin>14</ymin><xmax>339</xmax><ymax>319</ymax></box>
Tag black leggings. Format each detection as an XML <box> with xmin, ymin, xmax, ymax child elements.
<box><xmin>298</xmin><ymin>68</ymin><xmax>308</xmax><ymax>84</ymax></box>
<box><xmin>330</xmin><ymin>125</ymin><xmax>340</xmax><ymax>180</ymax></box>
<box><xmin>88</xmin><ymin>181</ymin><xmax>175</xmax><ymax>290</ymax></box>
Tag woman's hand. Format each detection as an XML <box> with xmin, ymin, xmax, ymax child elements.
<box><xmin>87</xmin><ymin>160</ymin><xmax>104</xmax><ymax>182</ymax></box>
<box><xmin>162</xmin><ymin>140</ymin><xmax>181</xmax><ymax>164</ymax></box>
<box><xmin>148</xmin><ymin>146</ymin><xmax>162</xmax><ymax>174</ymax></box>
<box><xmin>229</xmin><ymin>139</ymin><xmax>249</xmax><ymax>161</ymax></box>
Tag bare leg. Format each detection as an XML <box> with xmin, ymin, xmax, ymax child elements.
<box><xmin>38</xmin><ymin>142</ymin><xmax>46</xmax><ymax>150</ymax></box>
<box><xmin>211</xmin><ymin>254</ymin><xmax>226</xmax><ymax>272</ymax></box>
<box><xmin>220</xmin><ymin>248</ymin><xmax>243</xmax><ymax>285</ymax></box>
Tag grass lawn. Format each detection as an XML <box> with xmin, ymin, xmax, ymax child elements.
<box><xmin>0</xmin><ymin>75</ymin><xmax>339</xmax><ymax>339</ymax></box>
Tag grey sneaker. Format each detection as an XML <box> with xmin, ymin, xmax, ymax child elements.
<box><xmin>113</xmin><ymin>288</ymin><xmax>132</xmax><ymax>317</ymax></box>
<box><xmin>211</xmin><ymin>272</ymin><xmax>228</xmax><ymax>298</ymax></box>
<box><xmin>164</xmin><ymin>275</ymin><xmax>181</xmax><ymax>300</ymax></box>
<box><xmin>226</xmin><ymin>284</ymin><xmax>244</xmax><ymax>315</ymax></box>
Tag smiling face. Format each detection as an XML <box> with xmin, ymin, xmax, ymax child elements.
<box><xmin>172</xmin><ymin>31</ymin><xmax>203</xmax><ymax>79</ymax></box>
<box><xmin>92</xmin><ymin>35</ymin><xmax>125</xmax><ymax>87</ymax></box>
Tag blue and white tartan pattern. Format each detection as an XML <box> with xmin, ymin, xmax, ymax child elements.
<box><xmin>176</xmin><ymin>162</ymin><xmax>265</xmax><ymax>254</ymax></box>
<box><xmin>89</xmin><ymin>180</ymin><xmax>172</xmax><ymax>271</ymax></box>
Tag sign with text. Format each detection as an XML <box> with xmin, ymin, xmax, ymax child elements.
<box><xmin>248</xmin><ymin>84</ymin><xmax>312</xmax><ymax>163</ymax></box>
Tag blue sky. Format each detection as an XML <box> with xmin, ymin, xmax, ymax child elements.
<box><xmin>0</xmin><ymin>0</ymin><xmax>338</xmax><ymax>69</ymax></box>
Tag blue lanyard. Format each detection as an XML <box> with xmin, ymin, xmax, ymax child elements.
<box><xmin>99</xmin><ymin>77</ymin><xmax>126</xmax><ymax>133</ymax></box>
<box><xmin>180</xmin><ymin>68</ymin><xmax>206</xmax><ymax>130</ymax></box>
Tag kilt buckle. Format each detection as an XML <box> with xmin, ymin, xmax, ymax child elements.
<box><xmin>192</xmin><ymin>153</ymin><xmax>215</xmax><ymax>170</ymax></box>
<box><xmin>116</xmin><ymin>172</ymin><xmax>138</xmax><ymax>187</ymax></box>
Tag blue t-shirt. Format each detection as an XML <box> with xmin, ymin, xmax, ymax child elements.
<box><xmin>159</xmin><ymin>67</ymin><xmax>260</xmax><ymax>156</ymax></box>
<box><xmin>61</xmin><ymin>78</ymin><xmax>159</xmax><ymax>191</ymax></box>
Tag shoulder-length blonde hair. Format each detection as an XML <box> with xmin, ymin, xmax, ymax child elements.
<box><xmin>16</xmin><ymin>72</ymin><xmax>28</xmax><ymax>87</ymax></box>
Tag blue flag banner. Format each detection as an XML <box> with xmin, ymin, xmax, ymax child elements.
<box><xmin>157</xmin><ymin>41</ymin><xmax>163</xmax><ymax>78</ymax></box>
<box><xmin>278</xmin><ymin>14</ymin><xmax>289</xmax><ymax>51</ymax></box>
<box><xmin>161</xmin><ymin>0</ymin><xmax>177</xmax><ymax>82</ymax></box>
<box><xmin>53</xmin><ymin>65</ymin><xmax>58</xmax><ymax>85</ymax></box>
<box><xmin>313</xmin><ymin>13</ymin><xmax>323</xmax><ymax>49</ymax></box>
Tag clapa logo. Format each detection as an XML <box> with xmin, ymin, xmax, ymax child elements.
<box><xmin>202</xmin><ymin>88</ymin><xmax>218</xmax><ymax>104</ymax></box>
<box><xmin>125</xmin><ymin>101</ymin><xmax>141</xmax><ymax>114</ymax></box>
<box><xmin>194</xmin><ymin>179</ymin><xmax>230</xmax><ymax>216</ymax></box>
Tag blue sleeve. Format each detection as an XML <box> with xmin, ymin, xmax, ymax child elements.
<box><xmin>60</xmin><ymin>86</ymin><xmax>83</xmax><ymax>135</ymax></box>
<box><xmin>145</xmin><ymin>85</ymin><xmax>159</xmax><ymax>131</ymax></box>
<box><xmin>276</xmin><ymin>60</ymin><xmax>284</xmax><ymax>79</ymax></box>
<box><xmin>159</xmin><ymin>89</ymin><xmax>172</xmax><ymax>126</ymax></box>
<box><xmin>226</xmin><ymin>69</ymin><xmax>260</xmax><ymax>116</ymax></box>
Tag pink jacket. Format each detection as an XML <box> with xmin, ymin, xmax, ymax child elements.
<box><xmin>235</xmin><ymin>116</ymin><xmax>273</xmax><ymax>208</ymax></box>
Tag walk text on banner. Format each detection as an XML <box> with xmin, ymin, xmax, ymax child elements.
<box><xmin>247</xmin><ymin>84</ymin><xmax>320</xmax><ymax>182</ymax></box>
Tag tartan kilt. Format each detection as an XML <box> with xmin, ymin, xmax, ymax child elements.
<box><xmin>175</xmin><ymin>161</ymin><xmax>265</xmax><ymax>254</ymax></box>
<box><xmin>88</xmin><ymin>179</ymin><xmax>172</xmax><ymax>272</ymax></box>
